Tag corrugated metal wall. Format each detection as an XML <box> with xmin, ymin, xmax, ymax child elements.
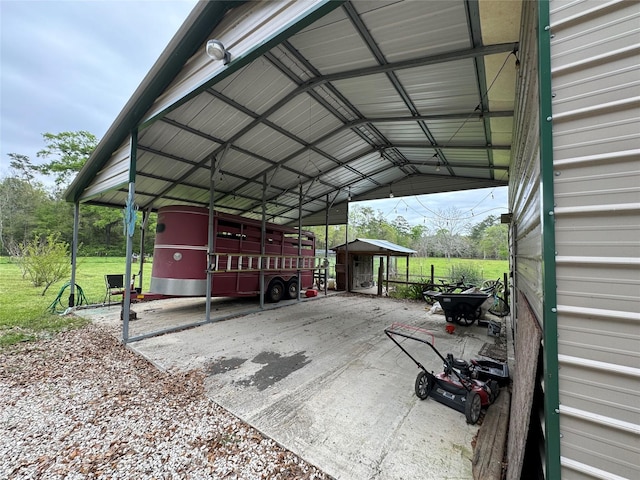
<box><xmin>508</xmin><ymin>2</ymin><xmax>546</xmax><ymax>478</ymax></box>
<box><xmin>510</xmin><ymin>1</ymin><xmax>640</xmax><ymax>478</ymax></box>
<box><xmin>549</xmin><ymin>0</ymin><xmax>640</xmax><ymax>478</ymax></box>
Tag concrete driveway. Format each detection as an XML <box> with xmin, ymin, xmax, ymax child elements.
<box><xmin>84</xmin><ymin>293</ymin><xmax>506</xmax><ymax>479</ymax></box>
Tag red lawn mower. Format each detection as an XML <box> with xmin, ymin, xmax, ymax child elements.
<box><xmin>384</xmin><ymin>323</ymin><xmax>507</xmax><ymax>424</ymax></box>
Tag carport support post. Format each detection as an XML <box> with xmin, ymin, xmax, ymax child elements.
<box><xmin>260</xmin><ymin>174</ymin><xmax>266</xmax><ymax>309</ymax></box>
<box><xmin>385</xmin><ymin>252</ymin><xmax>390</xmax><ymax>294</ymax></box>
<box><xmin>122</xmin><ymin>130</ymin><xmax>138</xmax><ymax>344</ymax></box>
<box><xmin>345</xmin><ymin>211</ymin><xmax>349</xmax><ymax>292</ymax></box>
<box><xmin>297</xmin><ymin>183</ymin><xmax>302</xmax><ymax>301</ymax></box>
<box><xmin>406</xmin><ymin>255</ymin><xmax>409</xmax><ymax>284</ymax></box>
<box><xmin>205</xmin><ymin>157</ymin><xmax>216</xmax><ymax>323</ymax></box>
<box><xmin>68</xmin><ymin>202</ymin><xmax>80</xmax><ymax>307</ymax></box>
<box><xmin>324</xmin><ymin>194</ymin><xmax>329</xmax><ymax>296</ymax></box>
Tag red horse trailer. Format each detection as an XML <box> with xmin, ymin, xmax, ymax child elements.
<box><xmin>150</xmin><ymin>206</ymin><xmax>317</xmax><ymax>302</ymax></box>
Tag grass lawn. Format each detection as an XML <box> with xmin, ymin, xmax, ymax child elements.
<box><xmin>1</xmin><ymin>255</ymin><xmax>508</xmax><ymax>347</ymax></box>
<box><xmin>392</xmin><ymin>257</ymin><xmax>508</xmax><ymax>284</ymax></box>
<box><xmin>0</xmin><ymin>257</ymin><xmax>152</xmax><ymax>347</ymax></box>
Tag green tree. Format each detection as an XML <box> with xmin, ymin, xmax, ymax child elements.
<box><xmin>0</xmin><ymin>176</ymin><xmax>50</xmax><ymax>255</ymax></box>
<box><xmin>3</xmin><ymin>131</ymin><xmax>139</xmax><ymax>255</ymax></box>
<box><xmin>391</xmin><ymin>215</ymin><xmax>411</xmax><ymax>245</ymax></box>
<box><xmin>469</xmin><ymin>214</ymin><xmax>499</xmax><ymax>242</ymax></box>
<box><xmin>35</xmin><ymin>131</ymin><xmax>98</xmax><ymax>191</ymax></box>
<box><xmin>8</xmin><ymin>153</ymin><xmax>37</xmax><ymax>187</ymax></box>
<box><xmin>84</xmin><ymin>205</ymin><xmax>124</xmax><ymax>251</ymax></box>
<box><xmin>480</xmin><ymin>224</ymin><xmax>508</xmax><ymax>259</ymax></box>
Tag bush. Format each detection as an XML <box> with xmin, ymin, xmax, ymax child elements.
<box><xmin>10</xmin><ymin>233</ymin><xmax>71</xmax><ymax>296</ymax></box>
<box><xmin>388</xmin><ymin>279</ymin><xmax>428</xmax><ymax>301</ymax></box>
<box><xmin>447</xmin><ymin>262</ymin><xmax>482</xmax><ymax>287</ymax></box>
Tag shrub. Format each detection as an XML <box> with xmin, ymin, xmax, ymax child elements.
<box><xmin>11</xmin><ymin>233</ymin><xmax>71</xmax><ymax>296</ymax></box>
<box><xmin>447</xmin><ymin>262</ymin><xmax>482</xmax><ymax>287</ymax></box>
<box><xmin>388</xmin><ymin>279</ymin><xmax>428</xmax><ymax>301</ymax></box>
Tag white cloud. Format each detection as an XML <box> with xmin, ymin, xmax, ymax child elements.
<box><xmin>0</xmin><ymin>1</ymin><xmax>511</xmax><ymax>221</ymax></box>
<box><xmin>0</xmin><ymin>0</ymin><xmax>197</xmax><ymax>174</ymax></box>
<box><xmin>354</xmin><ymin>186</ymin><xmax>509</xmax><ymax>228</ymax></box>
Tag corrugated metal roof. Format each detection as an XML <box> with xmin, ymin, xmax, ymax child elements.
<box><xmin>65</xmin><ymin>0</ymin><xmax>521</xmax><ymax>226</ymax></box>
<box><xmin>331</xmin><ymin>238</ymin><xmax>416</xmax><ymax>254</ymax></box>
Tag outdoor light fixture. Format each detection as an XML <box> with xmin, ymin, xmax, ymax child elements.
<box><xmin>432</xmin><ymin>153</ymin><xmax>441</xmax><ymax>172</ymax></box>
<box><xmin>389</xmin><ymin>186</ymin><xmax>394</xmax><ymax>198</ymax></box>
<box><xmin>347</xmin><ymin>187</ymin><xmax>352</xmax><ymax>202</ymax></box>
<box><xmin>206</xmin><ymin>39</ymin><xmax>231</xmax><ymax>65</ymax></box>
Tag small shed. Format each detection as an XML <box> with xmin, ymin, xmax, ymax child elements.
<box><xmin>331</xmin><ymin>239</ymin><xmax>416</xmax><ymax>294</ymax></box>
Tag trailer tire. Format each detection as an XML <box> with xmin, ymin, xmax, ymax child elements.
<box><xmin>465</xmin><ymin>391</ymin><xmax>482</xmax><ymax>424</ymax></box>
<box><xmin>286</xmin><ymin>277</ymin><xmax>298</xmax><ymax>299</ymax></box>
<box><xmin>414</xmin><ymin>371</ymin><xmax>434</xmax><ymax>400</ymax></box>
<box><xmin>266</xmin><ymin>279</ymin><xmax>285</xmax><ymax>303</ymax></box>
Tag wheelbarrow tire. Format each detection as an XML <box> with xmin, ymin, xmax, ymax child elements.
<box><xmin>465</xmin><ymin>391</ymin><xmax>482</xmax><ymax>424</ymax></box>
<box><xmin>415</xmin><ymin>371</ymin><xmax>434</xmax><ymax>400</ymax></box>
<box><xmin>456</xmin><ymin>303</ymin><xmax>476</xmax><ymax>326</ymax></box>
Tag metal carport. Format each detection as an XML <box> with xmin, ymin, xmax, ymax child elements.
<box><xmin>63</xmin><ymin>0</ymin><xmax>520</xmax><ymax>335</ymax></box>
<box><xmin>61</xmin><ymin>2</ymin><xmax>640</xmax><ymax>479</ymax></box>
<box><xmin>63</xmin><ymin>1</ymin><xmax>521</xmax><ymax>477</ymax></box>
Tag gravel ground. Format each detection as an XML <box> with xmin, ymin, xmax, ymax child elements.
<box><xmin>0</xmin><ymin>323</ymin><xmax>330</xmax><ymax>479</ymax></box>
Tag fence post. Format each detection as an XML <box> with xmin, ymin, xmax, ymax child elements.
<box><xmin>430</xmin><ymin>264</ymin><xmax>434</xmax><ymax>284</ymax></box>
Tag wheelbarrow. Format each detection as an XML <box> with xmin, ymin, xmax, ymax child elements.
<box><xmin>434</xmin><ymin>292</ymin><xmax>490</xmax><ymax>326</ymax></box>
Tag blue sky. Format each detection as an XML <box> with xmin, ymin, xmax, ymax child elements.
<box><xmin>0</xmin><ymin>1</ymin><xmax>508</xmax><ymax>227</ymax></box>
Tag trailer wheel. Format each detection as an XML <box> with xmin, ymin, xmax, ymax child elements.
<box><xmin>414</xmin><ymin>371</ymin><xmax>434</xmax><ymax>400</ymax></box>
<box><xmin>266</xmin><ymin>280</ymin><xmax>284</xmax><ymax>303</ymax></box>
<box><xmin>286</xmin><ymin>277</ymin><xmax>298</xmax><ymax>299</ymax></box>
<box><xmin>465</xmin><ymin>391</ymin><xmax>482</xmax><ymax>424</ymax></box>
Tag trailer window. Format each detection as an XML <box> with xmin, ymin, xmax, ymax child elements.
<box><xmin>217</xmin><ymin>219</ymin><xmax>245</xmax><ymax>240</ymax></box>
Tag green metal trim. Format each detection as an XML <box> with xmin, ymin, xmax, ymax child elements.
<box><xmin>140</xmin><ymin>0</ymin><xmax>346</xmax><ymax>129</ymax></box>
<box><xmin>129</xmin><ymin>129</ymin><xmax>137</xmax><ymax>183</ymax></box>
<box><xmin>538</xmin><ymin>1</ymin><xmax>562</xmax><ymax>478</ymax></box>
<box><xmin>64</xmin><ymin>1</ymin><xmax>243</xmax><ymax>203</ymax></box>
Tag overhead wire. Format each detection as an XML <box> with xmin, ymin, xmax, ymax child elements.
<box><xmin>372</xmin><ymin>50</ymin><xmax>516</xmax><ymax>224</ymax></box>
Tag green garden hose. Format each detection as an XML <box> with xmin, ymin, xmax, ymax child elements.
<box><xmin>47</xmin><ymin>282</ymin><xmax>89</xmax><ymax>314</ymax></box>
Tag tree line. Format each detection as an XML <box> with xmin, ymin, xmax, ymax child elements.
<box><xmin>309</xmin><ymin>205</ymin><xmax>507</xmax><ymax>260</ymax></box>
<box><xmin>1</xmin><ymin>131</ymin><xmax>508</xmax><ymax>260</ymax></box>
<box><xmin>0</xmin><ymin>132</ymin><xmax>151</xmax><ymax>258</ymax></box>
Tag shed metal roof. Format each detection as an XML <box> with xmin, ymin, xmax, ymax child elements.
<box><xmin>65</xmin><ymin>0</ymin><xmax>521</xmax><ymax>226</ymax></box>
<box><xmin>331</xmin><ymin>238</ymin><xmax>417</xmax><ymax>255</ymax></box>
